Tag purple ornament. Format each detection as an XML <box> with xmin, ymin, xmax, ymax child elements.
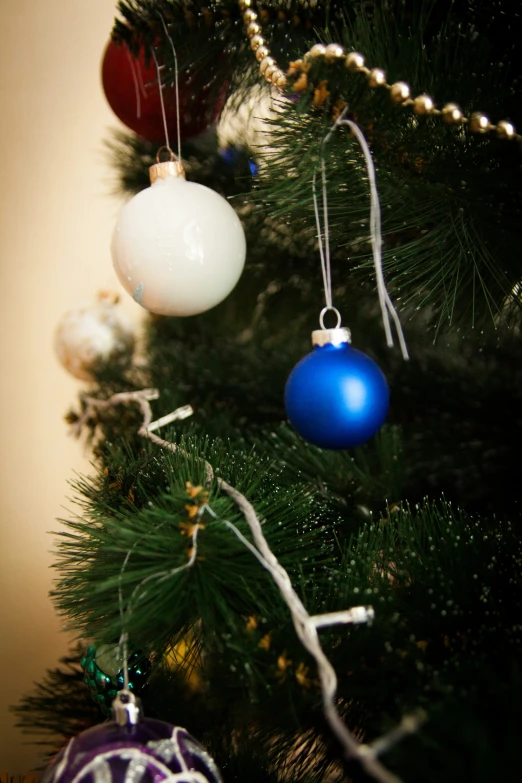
<box><xmin>42</xmin><ymin>719</ymin><xmax>222</xmax><ymax>783</ymax></box>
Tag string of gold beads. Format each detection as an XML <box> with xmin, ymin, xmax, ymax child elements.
<box><xmin>238</xmin><ymin>1</ymin><xmax>518</xmax><ymax>143</ymax></box>
<box><xmin>240</xmin><ymin>0</ymin><xmax>288</xmax><ymax>88</ymax></box>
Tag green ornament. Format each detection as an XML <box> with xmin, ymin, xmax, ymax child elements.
<box><xmin>80</xmin><ymin>644</ymin><xmax>150</xmax><ymax>716</ymax></box>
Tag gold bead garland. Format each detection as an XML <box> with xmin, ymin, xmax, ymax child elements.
<box><xmin>239</xmin><ymin>0</ymin><xmax>288</xmax><ymax>88</ymax></box>
<box><xmin>441</xmin><ymin>103</ymin><xmax>464</xmax><ymax>125</ymax></box>
<box><xmin>390</xmin><ymin>81</ymin><xmax>410</xmax><ymax>104</ymax></box>
<box><xmin>238</xmin><ymin>0</ymin><xmax>519</xmax><ymax>144</ymax></box>
<box><xmin>345</xmin><ymin>52</ymin><xmax>365</xmax><ymax>72</ymax></box>
<box><xmin>413</xmin><ymin>94</ymin><xmax>435</xmax><ymax>116</ymax></box>
<box><xmin>368</xmin><ymin>68</ymin><xmax>386</xmax><ymax>88</ymax></box>
<box><xmin>325</xmin><ymin>43</ymin><xmax>345</xmax><ymax>61</ymax></box>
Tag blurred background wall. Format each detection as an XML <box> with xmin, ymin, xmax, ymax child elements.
<box><xmin>0</xmin><ymin>0</ymin><xmax>142</xmax><ymax>771</ymax></box>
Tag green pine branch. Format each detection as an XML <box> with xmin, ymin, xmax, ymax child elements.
<box><xmin>49</xmin><ymin>454</ymin><xmax>522</xmax><ymax>778</ymax></box>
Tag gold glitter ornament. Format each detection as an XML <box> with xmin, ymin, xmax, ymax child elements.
<box><xmin>287</xmin><ymin>60</ymin><xmax>303</xmax><ymax>76</ymax></box>
<box><xmin>332</xmin><ymin>99</ymin><xmax>348</xmax><ymax>121</ymax></box>
<box><xmin>313</xmin><ymin>80</ymin><xmax>331</xmax><ymax>107</ymax></box>
<box><xmin>293</xmin><ymin>72</ymin><xmax>308</xmax><ymax>92</ymax></box>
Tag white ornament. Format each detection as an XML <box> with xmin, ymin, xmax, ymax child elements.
<box><xmin>54</xmin><ymin>293</ymin><xmax>135</xmax><ymax>381</ymax></box>
<box><xmin>111</xmin><ymin>155</ymin><xmax>246</xmax><ymax>316</ymax></box>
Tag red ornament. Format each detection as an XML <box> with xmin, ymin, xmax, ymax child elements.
<box><xmin>101</xmin><ymin>39</ymin><xmax>226</xmax><ymax>143</ymax></box>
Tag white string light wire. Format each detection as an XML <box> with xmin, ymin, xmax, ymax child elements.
<box><xmin>313</xmin><ymin>108</ymin><xmax>409</xmax><ymax>360</ymax></box>
<box><xmin>75</xmin><ymin>389</ymin><xmax>426</xmax><ymax>782</ymax></box>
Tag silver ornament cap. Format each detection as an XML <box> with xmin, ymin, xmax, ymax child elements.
<box><xmin>112</xmin><ymin>689</ymin><xmax>143</xmax><ymax>727</ymax></box>
<box><xmin>312</xmin><ymin>327</ymin><xmax>352</xmax><ymax>347</ymax></box>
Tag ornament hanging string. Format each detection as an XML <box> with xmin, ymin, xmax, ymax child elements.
<box><xmin>117</xmin><ymin>515</ymin><xmax>201</xmax><ymax>691</ymax></box>
<box><xmin>112</xmin><ymin>400</ymin><xmax>196</xmax><ymax>691</ymax></box>
<box><xmin>126</xmin><ymin>47</ymin><xmax>144</xmax><ymax>120</ymax></box>
<box><xmin>158</xmin><ymin>12</ymin><xmax>182</xmax><ymax>163</ymax></box>
<box><xmin>313</xmin><ymin>107</ymin><xmax>409</xmax><ymax>360</ymax></box>
<box><xmin>151</xmin><ymin>12</ymin><xmax>182</xmax><ymax>162</ymax></box>
<box><xmin>151</xmin><ymin>50</ymin><xmax>170</xmax><ymax>153</ymax></box>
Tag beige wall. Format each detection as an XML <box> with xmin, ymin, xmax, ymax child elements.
<box><xmin>0</xmin><ymin>1</ymin><xmax>143</xmax><ymax>772</ymax></box>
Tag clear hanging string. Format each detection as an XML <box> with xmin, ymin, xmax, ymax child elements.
<box><xmin>126</xmin><ymin>48</ymin><xmax>144</xmax><ymax>120</ymax></box>
<box><xmin>151</xmin><ymin>13</ymin><xmax>182</xmax><ymax>162</ymax></box>
<box><xmin>313</xmin><ymin>107</ymin><xmax>409</xmax><ymax>360</ymax></box>
<box><xmin>312</xmin><ymin>159</ymin><xmax>332</xmax><ymax>310</ymax></box>
<box><xmin>117</xmin><ymin>519</ymin><xmax>200</xmax><ymax>691</ymax></box>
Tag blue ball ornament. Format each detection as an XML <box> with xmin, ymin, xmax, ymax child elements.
<box><xmin>284</xmin><ymin>328</ymin><xmax>389</xmax><ymax>449</ymax></box>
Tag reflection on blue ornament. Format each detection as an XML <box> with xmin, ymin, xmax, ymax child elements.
<box><xmin>285</xmin><ymin>340</ymin><xmax>389</xmax><ymax>449</ymax></box>
<box><xmin>218</xmin><ymin>146</ymin><xmax>258</xmax><ymax>176</ymax></box>
<box><xmin>220</xmin><ymin>147</ymin><xmax>238</xmax><ymax>165</ymax></box>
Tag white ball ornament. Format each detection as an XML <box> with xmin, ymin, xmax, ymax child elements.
<box><xmin>54</xmin><ymin>293</ymin><xmax>135</xmax><ymax>381</ymax></box>
<box><xmin>111</xmin><ymin>150</ymin><xmax>247</xmax><ymax>316</ymax></box>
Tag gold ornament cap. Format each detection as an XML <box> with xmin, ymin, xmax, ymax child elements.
<box><xmin>149</xmin><ymin>146</ymin><xmax>186</xmax><ymax>184</ymax></box>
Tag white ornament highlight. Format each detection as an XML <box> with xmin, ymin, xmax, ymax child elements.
<box><xmin>111</xmin><ymin>173</ymin><xmax>246</xmax><ymax>317</ymax></box>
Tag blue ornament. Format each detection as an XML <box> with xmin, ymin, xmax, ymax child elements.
<box><xmin>284</xmin><ymin>327</ymin><xmax>389</xmax><ymax>449</ymax></box>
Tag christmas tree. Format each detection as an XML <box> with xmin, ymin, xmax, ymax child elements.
<box><xmin>11</xmin><ymin>1</ymin><xmax>522</xmax><ymax>781</ymax></box>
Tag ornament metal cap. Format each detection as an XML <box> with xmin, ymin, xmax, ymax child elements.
<box><xmin>312</xmin><ymin>327</ymin><xmax>352</xmax><ymax>347</ymax></box>
<box><xmin>112</xmin><ymin>689</ymin><xmax>143</xmax><ymax>727</ymax></box>
<box><xmin>149</xmin><ymin>146</ymin><xmax>186</xmax><ymax>184</ymax></box>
